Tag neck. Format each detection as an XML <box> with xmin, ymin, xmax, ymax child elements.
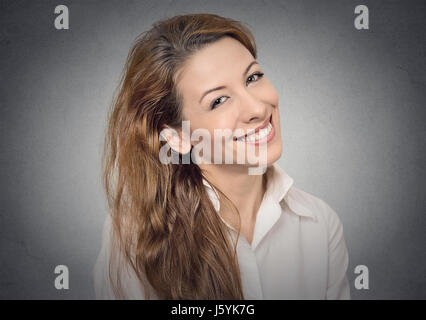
<box><xmin>200</xmin><ymin>164</ymin><xmax>267</xmax><ymax>225</ymax></box>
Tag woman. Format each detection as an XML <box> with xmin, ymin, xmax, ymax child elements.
<box><xmin>94</xmin><ymin>13</ymin><xmax>350</xmax><ymax>300</ymax></box>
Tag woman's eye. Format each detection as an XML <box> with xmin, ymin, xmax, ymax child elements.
<box><xmin>210</xmin><ymin>96</ymin><xmax>229</xmax><ymax>110</ymax></box>
<box><xmin>246</xmin><ymin>72</ymin><xmax>264</xmax><ymax>85</ymax></box>
<box><xmin>210</xmin><ymin>72</ymin><xmax>264</xmax><ymax>110</ymax></box>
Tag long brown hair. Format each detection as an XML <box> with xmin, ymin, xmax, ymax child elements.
<box><xmin>102</xmin><ymin>13</ymin><xmax>257</xmax><ymax>299</ymax></box>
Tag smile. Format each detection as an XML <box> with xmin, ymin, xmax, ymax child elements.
<box><xmin>234</xmin><ymin>115</ymin><xmax>275</xmax><ymax>144</ymax></box>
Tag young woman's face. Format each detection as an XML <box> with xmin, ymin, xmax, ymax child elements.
<box><xmin>175</xmin><ymin>36</ymin><xmax>283</xmax><ymax>169</ymax></box>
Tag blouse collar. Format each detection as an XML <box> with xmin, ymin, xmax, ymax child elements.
<box><xmin>202</xmin><ymin>162</ymin><xmax>317</xmax><ymax>222</ymax></box>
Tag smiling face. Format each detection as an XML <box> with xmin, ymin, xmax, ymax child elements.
<box><xmin>173</xmin><ymin>36</ymin><xmax>283</xmax><ymax>171</ymax></box>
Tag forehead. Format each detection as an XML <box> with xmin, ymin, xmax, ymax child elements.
<box><xmin>176</xmin><ymin>37</ymin><xmax>254</xmax><ymax>99</ymax></box>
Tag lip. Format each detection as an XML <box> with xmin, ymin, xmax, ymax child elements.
<box><xmin>244</xmin><ymin>116</ymin><xmax>275</xmax><ymax>145</ymax></box>
<box><xmin>233</xmin><ymin>115</ymin><xmax>272</xmax><ymax>140</ymax></box>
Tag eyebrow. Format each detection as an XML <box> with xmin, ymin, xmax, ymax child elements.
<box><xmin>198</xmin><ymin>60</ymin><xmax>259</xmax><ymax>104</ymax></box>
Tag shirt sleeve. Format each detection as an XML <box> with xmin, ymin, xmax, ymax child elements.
<box><xmin>93</xmin><ymin>214</ymin><xmax>149</xmax><ymax>300</ymax></box>
<box><xmin>321</xmin><ymin>200</ymin><xmax>351</xmax><ymax>300</ymax></box>
<box><xmin>93</xmin><ymin>213</ymin><xmax>118</xmax><ymax>299</ymax></box>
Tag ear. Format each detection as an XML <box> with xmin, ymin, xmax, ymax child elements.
<box><xmin>159</xmin><ymin>125</ymin><xmax>192</xmax><ymax>154</ymax></box>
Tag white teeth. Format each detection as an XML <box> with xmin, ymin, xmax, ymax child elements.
<box><xmin>237</xmin><ymin>121</ymin><xmax>272</xmax><ymax>142</ymax></box>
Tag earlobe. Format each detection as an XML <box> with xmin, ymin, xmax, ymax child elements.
<box><xmin>160</xmin><ymin>125</ymin><xmax>192</xmax><ymax>154</ymax></box>
<box><xmin>180</xmin><ymin>139</ymin><xmax>192</xmax><ymax>154</ymax></box>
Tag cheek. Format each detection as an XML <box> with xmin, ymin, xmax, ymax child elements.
<box><xmin>263</xmin><ymin>83</ymin><xmax>280</xmax><ymax>119</ymax></box>
<box><xmin>201</xmin><ymin>114</ymin><xmax>235</xmax><ymax>133</ymax></box>
<box><xmin>257</xmin><ymin>77</ymin><xmax>279</xmax><ymax>106</ymax></box>
<box><xmin>189</xmin><ymin>117</ymin><xmax>233</xmax><ymax>145</ymax></box>
<box><xmin>264</xmin><ymin>83</ymin><xmax>279</xmax><ymax>107</ymax></box>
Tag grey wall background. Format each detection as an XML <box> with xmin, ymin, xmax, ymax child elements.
<box><xmin>0</xmin><ymin>0</ymin><xmax>425</xmax><ymax>299</ymax></box>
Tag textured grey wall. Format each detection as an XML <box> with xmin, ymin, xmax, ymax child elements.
<box><xmin>0</xmin><ymin>0</ymin><xmax>425</xmax><ymax>299</ymax></box>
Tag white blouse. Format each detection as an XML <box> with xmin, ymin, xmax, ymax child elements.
<box><xmin>93</xmin><ymin>162</ymin><xmax>351</xmax><ymax>299</ymax></box>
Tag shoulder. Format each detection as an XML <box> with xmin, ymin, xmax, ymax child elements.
<box><xmin>285</xmin><ymin>188</ymin><xmax>351</xmax><ymax>299</ymax></box>
<box><xmin>285</xmin><ymin>186</ymin><xmax>344</xmax><ymax>234</ymax></box>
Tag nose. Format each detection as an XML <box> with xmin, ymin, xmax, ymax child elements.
<box><xmin>236</xmin><ymin>89</ymin><xmax>267</xmax><ymax>124</ymax></box>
